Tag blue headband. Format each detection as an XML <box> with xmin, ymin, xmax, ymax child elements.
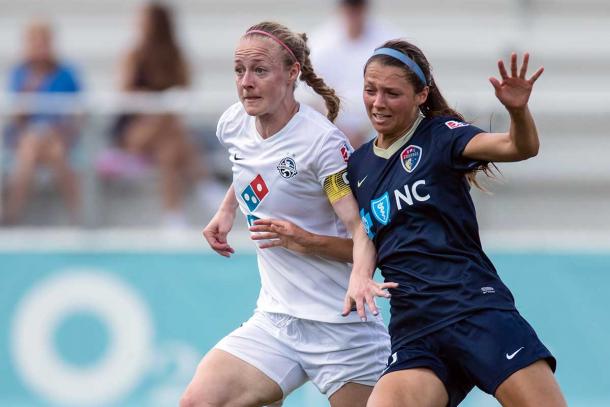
<box><xmin>372</xmin><ymin>47</ymin><xmax>427</xmax><ymax>86</ymax></box>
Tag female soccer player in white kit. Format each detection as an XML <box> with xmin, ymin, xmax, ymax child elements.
<box><xmin>179</xmin><ymin>22</ymin><xmax>394</xmax><ymax>407</ymax></box>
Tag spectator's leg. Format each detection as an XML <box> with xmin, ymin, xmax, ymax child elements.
<box><xmin>155</xmin><ymin>116</ymin><xmax>190</xmax><ymax>224</ymax></box>
<box><xmin>5</xmin><ymin>133</ymin><xmax>43</xmax><ymax>224</ymax></box>
<box><xmin>42</xmin><ymin>131</ymin><xmax>81</xmax><ymax>224</ymax></box>
<box><xmin>123</xmin><ymin>114</ymin><xmax>190</xmax><ymax>226</ymax></box>
<box><xmin>123</xmin><ymin>114</ymin><xmax>160</xmax><ymax>155</ymax></box>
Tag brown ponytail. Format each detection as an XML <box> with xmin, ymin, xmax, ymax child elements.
<box><xmin>297</xmin><ymin>33</ymin><xmax>340</xmax><ymax>123</ymax></box>
<box><xmin>244</xmin><ymin>22</ymin><xmax>340</xmax><ymax>123</ymax></box>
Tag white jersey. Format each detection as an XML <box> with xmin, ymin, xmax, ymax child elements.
<box><xmin>217</xmin><ymin>102</ymin><xmax>363</xmax><ymax>323</ymax></box>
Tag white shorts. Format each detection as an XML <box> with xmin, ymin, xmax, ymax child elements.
<box><xmin>214</xmin><ymin>311</ymin><xmax>390</xmax><ymax>399</ymax></box>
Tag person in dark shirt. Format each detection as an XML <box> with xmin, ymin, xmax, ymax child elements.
<box><xmin>110</xmin><ymin>2</ymin><xmax>222</xmax><ymax>227</ymax></box>
<box><xmin>343</xmin><ymin>40</ymin><xmax>566</xmax><ymax>407</ymax></box>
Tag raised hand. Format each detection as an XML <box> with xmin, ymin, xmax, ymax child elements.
<box><xmin>342</xmin><ymin>272</ymin><xmax>398</xmax><ymax>321</ymax></box>
<box><xmin>489</xmin><ymin>52</ymin><xmax>544</xmax><ymax>112</ymax></box>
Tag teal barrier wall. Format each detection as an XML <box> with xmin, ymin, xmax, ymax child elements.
<box><xmin>1</xmin><ymin>251</ymin><xmax>609</xmax><ymax>406</ymax></box>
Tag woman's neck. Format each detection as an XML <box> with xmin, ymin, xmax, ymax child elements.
<box><xmin>256</xmin><ymin>97</ymin><xmax>300</xmax><ymax>139</ymax></box>
<box><xmin>27</xmin><ymin>59</ymin><xmax>55</xmax><ymax>74</ymax></box>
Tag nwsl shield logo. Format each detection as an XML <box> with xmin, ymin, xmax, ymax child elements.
<box><xmin>401</xmin><ymin>145</ymin><xmax>422</xmax><ymax>174</ymax></box>
<box><xmin>371</xmin><ymin>192</ymin><xmax>391</xmax><ymax>225</ymax></box>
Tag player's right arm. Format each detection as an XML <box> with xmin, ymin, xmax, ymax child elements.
<box><xmin>340</xmin><ymin>146</ymin><xmax>397</xmax><ymax>321</ymax></box>
<box><xmin>203</xmin><ymin>184</ymin><xmax>238</xmax><ymax>257</ymax></box>
<box><xmin>341</xmin><ymin>210</ymin><xmax>398</xmax><ymax>321</ymax></box>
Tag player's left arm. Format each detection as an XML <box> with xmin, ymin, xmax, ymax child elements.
<box><xmin>249</xmin><ymin>217</ymin><xmax>353</xmax><ymax>262</ymax></box>
<box><xmin>249</xmin><ymin>170</ymin><xmax>354</xmax><ymax>262</ymax></box>
<box><xmin>463</xmin><ymin>52</ymin><xmax>544</xmax><ymax>163</ymax></box>
<box><xmin>324</xmin><ymin>170</ymin><xmax>398</xmax><ymax>320</ymax></box>
<box><xmin>332</xmin><ymin>192</ymin><xmax>398</xmax><ymax>320</ymax></box>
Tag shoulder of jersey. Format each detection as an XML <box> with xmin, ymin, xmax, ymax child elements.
<box><xmin>297</xmin><ymin>103</ymin><xmax>344</xmax><ymax>138</ymax></box>
<box><xmin>349</xmin><ymin>139</ymin><xmax>373</xmax><ymax>164</ymax></box>
<box><xmin>433</xmin><ymin>116</ymin><xmax>471</xmax><ymax>131</ymax></box>
<box><xmin>218</xmin><ymin>102</ymin><xmax>247</xmax><ymax>134</ymax></box>
<box><xmin>218</xmin><ymin>102</ymin><xmax>245</xmax><ymax>124</ymax></box>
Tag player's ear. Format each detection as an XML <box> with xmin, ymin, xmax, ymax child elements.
<box><xmin>288</xmin><ymin>62</ymin><xmax>301</xmax><ymax>82</ymax></box>
<box><xmin>416</xmin><ymin>86</ymin><xmax>429</xmax><ymax>106</ymax></box>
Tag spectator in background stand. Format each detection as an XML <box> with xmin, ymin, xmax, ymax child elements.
<box><xmin>108</xmin><ymin>2</ymin><xmax>223</xmax><ymax>228</ymax></box>
<box><xmin>3</xmin><ymin>19</ymin><xmax>82</xmax><ymax>225</ymax></box>
<box><xmin>307</xmin><ymin>0</ymin><xmax>399</xmax><ymax>148</ymax></box>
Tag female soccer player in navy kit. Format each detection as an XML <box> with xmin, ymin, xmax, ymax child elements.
<box><xmin>343</xmin><ymin>40</ymin><xmax>567</xmax><ymax>407</ymax></box>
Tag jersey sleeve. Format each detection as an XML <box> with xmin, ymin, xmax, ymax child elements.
<box><xmin>215</xmin><ymin>113</ymin><xmax>226</xmax><ymax>147</ymax></box>
<box><xmin>313</xmin><ymin>128</ymin><xmax>353</xmax><ymax>185</ymax></box>
<box><xmin>434</xmin><ymin>119</ymin><xmax>487</xmax><ymax>171</ymax></box>
<box><xmin>346</xmin><ymin>150</ymin><xmax>360</xmax><ymax>196</ymax></box>
<box><xmin>215</xmin><ymin>103</ymin><xmax>239</xmax><ymax>149</ymax></box>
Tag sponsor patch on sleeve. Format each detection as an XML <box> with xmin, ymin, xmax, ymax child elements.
<box><xmin>323</xmin><ymin>169</ymin><xmax>351</xmax><ymax>204</ymax></box>
<box><xmin>445</xmin><ymin>120</ymin><xmax>470</xmax><ymax>129</ymax></box>
<box><xmin>340</xmin><ymin>143</ymin><xmax>352</xmax><ymax>163</ymax></box>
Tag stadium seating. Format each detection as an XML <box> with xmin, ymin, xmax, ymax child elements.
<box><xmin>0</xmin><ymin>0</ymin><xmax>608</xmax><ymax>231</ymax></box>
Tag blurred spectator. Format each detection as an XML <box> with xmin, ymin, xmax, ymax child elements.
<box><xmin>306</xmin><ymin>0</ymin><xmax>399</xmax><ymax>148</ymax></box>
<box><xmin>102</xmin><ymin>2</ymin><xmax>223</xmax><ymax>228</ymax></box>
<box><xmin>3</xmin><ymin>19</ymin><xmax>82</xmax><ymax>225</ymax></box>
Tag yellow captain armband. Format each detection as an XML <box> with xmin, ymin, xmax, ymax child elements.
<box><xmin>323</xmin><ymin>169</ymin><xmax>351</xmax><ymax>204</ymax></box>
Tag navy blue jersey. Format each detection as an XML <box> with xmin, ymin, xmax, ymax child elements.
<box><xmin>347</xmin><ymin>115</ymin><xmax>516</xmax><ymax>349</ymax></box>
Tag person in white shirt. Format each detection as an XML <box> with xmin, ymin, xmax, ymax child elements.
<box><xmin>180</xmin><ymin>21</ymin><xmax>395</xmax><ymax>407</ymax></box>
<box><xmin>304</xmin><ymin>0</ymin><xmax>399</xmax><ymax>149</ymax></box>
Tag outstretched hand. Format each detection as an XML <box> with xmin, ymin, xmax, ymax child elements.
<box><xmin>249</xmin><ymin>219</ymin><xmax>312</xmax><ymax>254</ymax></box>
<box><xmin>490</xmin><ymin>52</ymin><xmax>544</xmax><ymax>112</ymax></box>
<box><xmin>342</xmin><ymin>272</ymin><xmax>398</xmax><ymax>321</ymax></box>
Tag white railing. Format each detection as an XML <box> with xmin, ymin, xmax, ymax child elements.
<box><xmin>1</xmin><ymin>90</ymin><xmax>608</xmax><ymax>228</ymax></box>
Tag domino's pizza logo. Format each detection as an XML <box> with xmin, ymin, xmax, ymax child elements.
<box><xmin>360</xmin><ymin>209</ymin><xmax>375</xmax><ymax>239</ymax></box>
<box><xmin>371</xmin><ymin>192</ymin><xmax>391</xmax><ymax>225</ymax></box>
<box><xmin>445</xmin><ymin>120</ymin><xmax>470</xmax><ymax>129</ymax></box>
<box><xmin>246</xmin><ymin>214</ymin><xmax>260</xmax><ymax>227</ymax></box>
<box><xmin>277</xmin><ymin>157</ymin><xmax>298</xmax><ymax>179</ymax></box>
<box><xmin>241</xmin><ymin>174</ymin><xmax>269</xmax><ymax>211</ymax></box>
<box><xmin>400</xmin><ymin>145</ymin><xmax>422</xmax><ymax>174</ymax></box>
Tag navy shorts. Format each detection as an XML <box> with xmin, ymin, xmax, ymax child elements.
<box><xmin>382</xmin><ymin>309</ymin><xmax>556</xmax><ymax>407</ymax></box>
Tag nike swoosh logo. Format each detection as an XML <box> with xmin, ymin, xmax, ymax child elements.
<box><xmin>506</xmin><ymin>347</ymin><xmax>524</xmax><ymax>360</ymax></box>
<box><xmin>357</xmin><ymin>176</ymin><xmax>368</xmax><ymax>188</ymax></box>
<box><xmin>382</xmin><ymin>352</ymin><xmax>398</xmax><ymax>373</ymax></box>
<box><xmin>233</xmin><ymin>154</ymin><xmax>244</xmax><ymax>161</ymax></box>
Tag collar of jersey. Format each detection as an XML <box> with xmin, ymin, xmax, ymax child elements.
<box><xmin>373</xmin><ymin>111</ymin><xmax>425</xmax><ymax>159</ymax></box>
<box><xmin>251</xmin><ymin>104</ymin><xmax>302</xmax><ymax>142</ymax></box>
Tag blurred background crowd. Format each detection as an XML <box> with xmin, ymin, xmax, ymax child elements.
<box><xmin>2</xmin><ymin>0</ymin><xmax>400</xmax><ymax>230</ymax></box>
<box><xmin>1</xmin><ymin>0</ymin><xmax>606</xmax><ymax>234</ymax></box>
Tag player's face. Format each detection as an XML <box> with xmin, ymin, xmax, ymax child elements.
<box><xmin>363</xmin><ymin>61</ymin><xmax>428</xmax><ymax>140</ymax></box>
<box><xmin>234</xmin><ymin>37</ymin><xmax>296</xmax><ymax>118</ymax></box>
